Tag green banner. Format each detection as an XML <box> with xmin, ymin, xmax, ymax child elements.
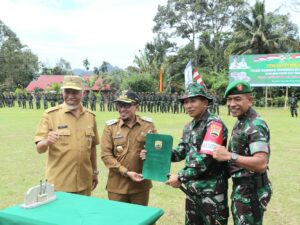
<box><xmin>229</xmin><ymin>53</ymin><xmax>300</xmax><ymax>86</ymax></box>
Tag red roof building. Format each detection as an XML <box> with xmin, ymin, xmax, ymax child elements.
<box><xmin>26</xmin><ymin>75</ymin><xmax>110</xmax><ymax>92</ymax></box>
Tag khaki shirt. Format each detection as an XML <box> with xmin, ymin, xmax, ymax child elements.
<box><xmin>35</xmin><ymin>103</ymin><xmax>99</xmax><ymax>192</ymax></box>
<box><xmin>101</xmin><ymin>115</ymin><xmax>155</xmax><ymax>194</ymax></box>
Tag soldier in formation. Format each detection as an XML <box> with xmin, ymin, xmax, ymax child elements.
<box><xmin>289</xmin><ymin>92</ymin><xmax>298</xmax><ymax>117</ymax></box>
<box><xmin>90</xmin><ymin>92</ymin><xmax>97</xmax><ymax>111</ymax></box>
<box><xmin>99</xmin><ymin>93</ymin><xmax>105</xmax><ymax>112</ymax></box>
<box><xmin>28</xmin><ymin>93</ymin><xmax>34</xmax><ymax>109</ymax></box>
<box><xmin>82</xmin><ymin>92</ymin><xmax>89</xmax><ymax>108</ymax></box>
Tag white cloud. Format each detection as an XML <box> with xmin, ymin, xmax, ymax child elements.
<box><xmin>1</xmin><ymin>0</ymin><xmax>299</xmax><ymax>70</ymax></box>
<box><xmin>0</xmin><ymin>0</ymin><xmax>166</xmax><ymax>69</ymax></box>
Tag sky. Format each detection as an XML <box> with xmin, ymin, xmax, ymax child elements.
<box><xmin>0</xmin><ymin>0</ymin><xmax>299</xmax><ymax>70</ymax></box>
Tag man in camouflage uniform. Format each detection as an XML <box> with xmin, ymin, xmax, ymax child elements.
<box><xmin>57</xmin><ymin>94</ymin><xmax>64</xmax><ymax>105</ymax></box>
<box><xmin>21</xmin><ymin>94</ymin><xmax>27</xmax><ymax>109</ymax></box>
<box><xmin>99</xmin><ymin>93</ymin><xmax>105</xmax><ymax>112</ymax></box>
<box><xmin>165</xmin><ymin>82</ymin><xmax>229</xmax><ymax>225</ymax></box>
<box><xmin>43</xmin><ymin>93</ymin><xmax>48</xmax><ymax>109</ymax></box>
<box><xmin>28</xmin><ymin>93</ymin><xmax>34</xmax><ymax>109</ymax></box>
<box><xmin>35</xmin><ymin>93</ymin><xmax>41</xmax><ymax>109</ymax></box>
<box><xmin>289</xmin><ymin>92</ymin><xmax>298</xmax><ymax>117</ymax></box>
<box><xmin>0</xmin><ymin>92</ymin><xmax>3</xmax><ymax>108</ymax></box>
<box><xmin>90</xmin><ymin>92</ymin><xmax>97</xmax><ymax>111</ymax></box>
<box><xmin>214</xmin><ymin>80</ymin><xmax>272</xmax><ymax>225</ymax></box>
<box><xmin>82</xmin><ymin>92</ymin><xmax>89</xmax><ymax>108</ymax></box>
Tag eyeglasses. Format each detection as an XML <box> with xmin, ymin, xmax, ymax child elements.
<box><xmin>116</xmin><ymin>103</ymin><xmax>135</xmax><ymax>109</ymax></box>
<box><xmin>64</xmin><ymin>89</ymin><xmax>81</xmax><ymax>95</ymax></box>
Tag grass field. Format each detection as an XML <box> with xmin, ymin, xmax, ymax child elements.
<box><xmin>0</xmin><ymin>106</ymin><xmax>299</xmax><ymax>225</ymax></box>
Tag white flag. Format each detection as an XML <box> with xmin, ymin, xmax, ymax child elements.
<box><xmin>184</xmin><ymin>60</ymin><xmax>193</xmax><ymax>88</ymax></box>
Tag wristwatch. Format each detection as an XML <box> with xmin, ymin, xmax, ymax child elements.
<box><xmin>93</xmin><ymin>170</ymin><xmax>99</xmax><ymax>175</ymax></box>
<box><xmin>229</xmin><ymin>152</ymin><xmax>238</xmax><ymax>163</ymax></box>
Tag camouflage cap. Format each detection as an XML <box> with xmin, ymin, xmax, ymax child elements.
<box><xmin>179</xmin><ymin>82</ymin><xmax>212</xmax><ymax>102</ymax></box>
<box><xmin>61</xmin><ymin>75</ymin><xmax>84</xmax><ymax>90</ymax></box>
<box><xmin>224</xmin><ymin>80</ymin><xmax>252</xmax><ymax>98</ymax></box>
<box><xmin>115</xmin><ymin>90</ymin><xmax>140</xmax><ymax>104</ymax></box>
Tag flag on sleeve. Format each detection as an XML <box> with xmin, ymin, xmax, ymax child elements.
<box><xmin>184</xmin><ymin>60</ymin><xmax>193</xmax><ymax>88</ymax></box>
<box><xmin>193</xmin><ymin>68</ymin><xmax>207</xmax><ymax>90</ymax></box>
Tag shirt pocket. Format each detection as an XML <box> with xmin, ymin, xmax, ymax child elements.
<box><xmin>55</xmin><ymin>129</ymin><xmax>71</xmax><ymax>152</ymax></box>
<box><xmin>85</xmin><ymin>129</ymin><xmax>95</xmax><ymax>149</ymax></box>
<box><xmin>58</xmin><ymin>129</ymin><xmax>71</xmax><ymax>145</ymax></box>
<box><xmin>113</xmin><ymin>138</ymin><xmax>127</xmax><ymax>157</ymax></box>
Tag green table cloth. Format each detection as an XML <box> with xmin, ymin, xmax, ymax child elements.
<box><xmin>0</xmin><ymin>192</ymin><xmax>164</xmax><ymax>225</ymax></box>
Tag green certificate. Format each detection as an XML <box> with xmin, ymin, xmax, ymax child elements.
<box><xmin>142</xmin><ymin>133</ymin><xmax>173</xmax><ymax>182</ymax></box>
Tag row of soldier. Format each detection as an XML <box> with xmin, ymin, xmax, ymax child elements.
<box><xmin>0</xmin><ymin>91</ymin><xmax>221</xmax><ymax>115</ymax></box>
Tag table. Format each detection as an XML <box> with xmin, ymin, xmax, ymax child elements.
<box><xmin>0</xmin><ymin>192</ymin><xmax>163</xmax><ymax>225</ymax></box>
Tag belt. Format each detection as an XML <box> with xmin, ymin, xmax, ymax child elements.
<box><xmin>232</xmin><ymin>173</ymin><xmax>269</xmax><ymax>188</ymax></box>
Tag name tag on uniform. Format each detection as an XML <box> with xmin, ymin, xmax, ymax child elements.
<box><xmin>57</xmin><ymin>125</ymin><xmax>68</xmax><ymax>129</ymax></box>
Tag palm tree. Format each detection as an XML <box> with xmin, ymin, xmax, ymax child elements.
<box><xmin>83</xmin><ymin>58</ymin><xmax>90</xmax><ymax>71</ymax></box>
<box><xmin>228</xmin><ymin>0</ymin><xmax>299</xmax><ymax>54</ymax></box>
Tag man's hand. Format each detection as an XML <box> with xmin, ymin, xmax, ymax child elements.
<box><xmin>165</xmin><ymin>174</ymin><xmax>182</xmax><ymax>188</ymax></box>
<box><xmin>46</xmin><ymin>131</ymin><xmax>59</xmax><ymax>145</ymax></box>
<box><xmin>91</xmin><ymin>175</ymin><xmax>98</xmax><ymax>190</ymax></box>
<box><xmin>213</xmin><ymin>145</ymin><xmax>231</xmax><ymax>161</ymax></box>
<box><xmin>140</xmin><ymin>149</ymin><xmax>147</xmax><ymax>160</ymax></box>
<box><xmin>127</xmin><ymin>171</ymin><xmax>144</xmax><ymax>182</ymax></box>
<box><xmin>36</xmin><ymin>131</ymin><xmax>59</xmax><ymax>153</ymax></box>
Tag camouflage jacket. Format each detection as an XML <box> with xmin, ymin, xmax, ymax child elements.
<box><xmin>289</xmin><ymin>96</ymin><xmax>298</xmax><ymax>108</ymax></box>
<box><xmin>172</xmin><ymin>110</ymin><xmax>228</xmax><ymax>195</ymax></box>
<box><xmin>229</xmin><ymin>107</ymin><xmax>270</xmax><ymax>178</ymax></box>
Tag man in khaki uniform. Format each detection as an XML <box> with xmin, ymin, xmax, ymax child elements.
<box><xmin>101</xmin><ymin>90</ymin><xmax>156</xmax><ymax>206</ymax></box>
<box><xmin>35</xmin><ymin>75</ymin><xmax>100</xmax><ymax>196</ymax></box>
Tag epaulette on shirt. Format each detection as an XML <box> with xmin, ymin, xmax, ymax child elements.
<box><xmin>141</xmin><ymin>116</ymin><xmax>153</xmax><ymax>123</ymax></box>
<box><xmin>45</xmin><ymin>105</ymin><xmax>60</xmax><ymax>113</ymax></box>
<box><xmin>105</xmin><ymin>119</ymin><xmax>118</xmax><ymax>126</ymax></box>
<box><xmin>85</xmin><ymin>108</ymin><xmax>96</xmax><ymax>116</ymax></box>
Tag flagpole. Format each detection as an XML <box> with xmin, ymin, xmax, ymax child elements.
<box><xmin>265</xmin><ymin>87</ymin><xmax>268</xmax><ymax>108</ymax></box>
<box><xmin>284</xmin><ymin>86</ymin><xmax>288</xmax><ymax>110</ymax></box>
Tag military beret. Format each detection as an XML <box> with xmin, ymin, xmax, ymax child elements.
<box><xmin>115</xmin><ymin>90</ymin><xmax>140</xmax><ymax>104</ymax></box>
<box><xmin>224</xmin><ymin>80</ymin><xmax>252</xmax><ymax>98</ymax></box>
<box><xmin>179</xmin><ymin>82</ymin><xmax>212</xmax><ymax>102</ymax></box>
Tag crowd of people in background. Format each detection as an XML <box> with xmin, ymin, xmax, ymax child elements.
<box><xmin>0</xmin><ymin>91</ymin><xmax>222</xmax><ymax>115</ymax></box>
<box><xmin>0</xmin><ymin>90</ymin><xmax>298</xmax><ymax>117</ymax></box>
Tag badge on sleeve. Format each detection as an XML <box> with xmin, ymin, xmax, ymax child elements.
<box><xmin>200</xmin><ymin>121</ymin><xmax>223</xmax><ymax>155</ymax></box>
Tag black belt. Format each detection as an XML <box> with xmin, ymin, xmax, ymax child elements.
<box><xmin>232</xmin><ymin>173</ymin><xmax>269</xmax><ymax>188</ymax></box>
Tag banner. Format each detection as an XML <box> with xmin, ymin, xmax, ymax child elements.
<box><xmin>229</xmin><ymin>53</ymin><xmax>300</xmax><ymax>86</ymax></box>
<box><xmin>184</xmin><ymin>60</ymin><xmax>193</xmax><ymax>88</ymax></box>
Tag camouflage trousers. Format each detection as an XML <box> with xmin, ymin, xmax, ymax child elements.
<box><xmin>185</xmin><ymin>192</ymin><xmax>229</xmax><ymax>225</ymax></box>
<box><xmin>231</xmin><ymin>182</ymin><xmax>272</xmax><ymax>225</ymax></box>
<box><xmin>290</xmin><ymin>107</ymin><xmax>298</xmax><ymax>117</ymax></box>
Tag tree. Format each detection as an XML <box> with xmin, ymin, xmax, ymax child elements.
<box><xmin>153</xmin><ymin>0</ymin><xmax>246</xmax><ymax>66</ymax></box>
<box><xmin>121</xmin><ymin>73</ymin><xmax>157</xmax><ymax>92</ymax></box>
<box><xmin>52</xmin><ymin>58</ymin><xmax>72</xmax><ymax>75</ymax></box>
<box><xmin>83</xmin><ymin>58</ymin><xmax>90</xmax><ymax>71</ymax></box>
<box><xmin>100</xmin><ymin>61</ymin><xmax>109</xmax><ymax>73</ymax></box>
<box><xmin>0</xmin><ymin>20</ymin><xmax>39</xmax><ymax>90</ymax></box>
<box><xmin>227</xmin><ymin>0</ymin><xmax>300</xmax><ymax>55</ymax></box>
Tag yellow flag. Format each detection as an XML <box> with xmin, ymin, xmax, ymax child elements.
<box><xmin>159</xmin><ymin>66</ymin><xmax>163</xmax><ymax>92</ymax></box>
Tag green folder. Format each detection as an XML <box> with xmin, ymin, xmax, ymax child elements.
<box><xmin>142</xmin><ymin>133</ymin><xmax>173</xmax><ymax>182</ymax></box>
